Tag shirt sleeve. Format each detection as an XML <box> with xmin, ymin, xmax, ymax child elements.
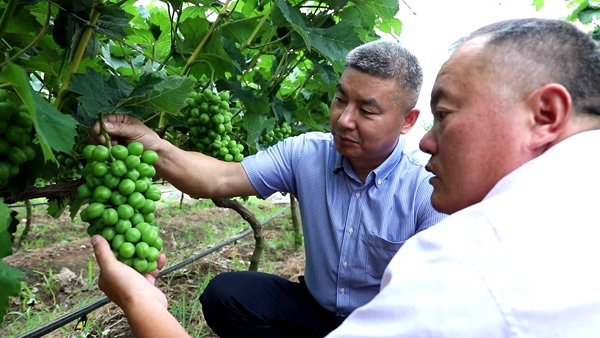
<box><xmin>326</xmin><ymin>226</ymin><xmax>509</xmax><ymax>338</ymax></box>
<box><xmin>241</xmin><ymin>135</ymin><xmax>305</xmax><ymax>198</ymax></box>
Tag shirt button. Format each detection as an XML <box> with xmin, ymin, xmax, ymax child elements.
<box><xmin>341</xmin><ymin>288</ymin><xmax>345</xmax><ymax>294</ymax></box>
<box><xmin>349</xmin><ymin>228</ymin><xmax>354</xmax><ymax>234</ymax></box>
<box><xmin>343</xmin><ymin>262</ymin><xmax>348</xmax><ymax>268</ymax></box>
<box><xmin>355</xmin><ymin>192</ymin><xmax>360</xmax><ymax>198</ymax></box>
<box><xmin>377</xmin><ymin>179</ymin><xmax>382</xmax><ymax>185</ymax></box>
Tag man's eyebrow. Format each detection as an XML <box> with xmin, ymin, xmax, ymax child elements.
<box><xmin>430</xmin><ymin>87</ymin><xmax>443</xmax><ymax>108</ymax></box>
<box><xmin>336</xmin><ymin>83</ymin><xmax>382</xmax><ymax>110</ymax></box>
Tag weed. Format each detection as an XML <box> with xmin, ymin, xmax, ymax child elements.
<box><xmin>33</xmin><ymin>269</ymin><xmax>58</xmax><ymax>305</ymax></box>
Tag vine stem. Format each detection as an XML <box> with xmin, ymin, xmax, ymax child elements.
<box><xmin>0</xmin><ymin>0</ymin><xmax>18</xmax><ymax>45</ymax></box>
<box><xmin>240</xmin><ymin>4</ymin><xmax>273</xmax><ymax>52</ymax></box>
<box><xmin>99</xmin><ymin>113</ymin><xmax>114</xmax><ymax>161</ymax></box>
<box><xmin>220</xmin><ymin>15</ymin><xmax>263</xmax><ymax>29</ymax></box>
<box><xmin>182</xmin><ymin>0</ymin><xmax>233</xmax><ymax>76</ymax></box>
<box><xmin>55</xmin><ymin>0</ymin><xmax>105</xmax><ymax>111</ymax></box>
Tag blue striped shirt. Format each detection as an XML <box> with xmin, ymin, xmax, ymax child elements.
<box><xmin>242</xmin><ymin>132</ymin><xmax>446</xmax><ymax>315</ymax></box>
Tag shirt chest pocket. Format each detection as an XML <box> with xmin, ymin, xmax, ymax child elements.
<box><xmin>362</xmin><ymin>232</ymin><xmax>405</xmax><ymax>278</ymax></box>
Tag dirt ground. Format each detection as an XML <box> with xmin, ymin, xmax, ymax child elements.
<box><xmin>2</xmin><ymin>195</ymin><xmax>305</xmax><ymax>338</ymax></box>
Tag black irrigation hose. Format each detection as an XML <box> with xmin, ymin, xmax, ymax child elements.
<box><xmin>16</xmin><ymin>205</ymin><xmax>291</xmax><ymax>338</ymax></box>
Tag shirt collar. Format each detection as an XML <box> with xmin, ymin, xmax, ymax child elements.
<box><xmin>332</xmin><ymin>136</ymin><xmax>407</xmax><ymax>187</ymax></box>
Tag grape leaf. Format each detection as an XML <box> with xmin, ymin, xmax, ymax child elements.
<box><xmin>71</xmin><ymin>67</ymin><xmax>134</xmax><ymax>115</ymax></box>
<box><xmin>223</xmin><ymin>38</ymin><xmax>246</xmax><ymax>74</ymax></box>
<box><xmin>378</xmin><ymin>17</ymin><xmax>403</xmax><ymax>36</ymax></box>
<box><xmin>0</xmin><ymin>260</ymin><xmax>23</xmax><ymax>326</ymax></box>
<box><xmin>190</xmin><ymin>30</ymin><xmax>234</xmax><ymax>79</ymax></box>
<box><xmin>314</xmin><ymin>62</ymin><xmax>339</xmax><ymax>86</ymax></box>
<box><xmin>179</xmin><ymin>16</ymin><xmax>210</xmax><ymax>53</ymax></box>
<box><xmin>180</xmin><ymin>6</ymin><xmax>207</xmax><ymax>21</ymax></box>
<box><xmin>118</xmin><ymin>74</ymin><xmax>194</xmax><ymax>115</ymax></box>
<box><xmin>351</xmin><ymin>0</ymin><xmax>399</xmax><ymax>22</ymax></box>
<box><xmin>33</xmin><ymin>93</ymin><xmax>80</xmax><ymax>156</ymax></box>
<box><xmin>272</xmin><ymin>97</ymin><xmax>294</xmax><ymax>124</ymax></box>
<box><xmin>129</xmin><ymin>73</ymin><xmax>165</xmax><ymax>97</ymax></box>
<box><xmin>220</xmin><ymin>15</ymin><xmax>257</xmax><ymax>44</ymax></box>
<box><xmin>97</xmin><ymin>7</ymin><xmax>134</xmax><ymax>38</ymax></box>
<box><xmin>277</xmin><ymin>0</ymin><xmax>362</xmax><ymax>61</ymax></box>
<box><xmin>578</xmin><ymin>8</ymin><xmax>600</xmax><ymax>24</ymax></box>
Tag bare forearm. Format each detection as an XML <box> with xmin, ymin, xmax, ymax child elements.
<box><xmin>153</xmin><ymin>139</ymin><xmax>257</xmax><ymax>198</ymax></box>
<box><xmin>123</xmin><ymin>298</ymin><xmax>190</xmax><ymax>338</ymax></box>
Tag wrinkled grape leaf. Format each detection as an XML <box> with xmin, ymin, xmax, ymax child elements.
<box><xmin>97</xmin><ymin>7</ymin><xmax>134</xmax><ymax>38</ymax></box>
<box><xmin>118</xmin><ymin>73</ymin><xmax>194</xmax><ymax>116</ymax></box>
<box><xmin>277</xmin><ymin>0</ymin><xmax>362</xmax><ymax>61</ymax></box>
<box><xmin>71</xmin><ymin>67</ymin><xmax>134</xmax><ymax>115</ymax></box>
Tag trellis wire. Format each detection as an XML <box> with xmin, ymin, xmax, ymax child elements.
<box><xmin>15</xmin><ymin>205</ymin><xmax>291</xmax><ymax>338</ymax></box>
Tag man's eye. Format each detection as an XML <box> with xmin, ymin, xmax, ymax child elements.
<box><xmin>434</xmin><ymin>111</ymin><xmax>447</xmax><ymax>120</ymax></box>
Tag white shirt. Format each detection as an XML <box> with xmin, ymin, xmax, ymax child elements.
<box><xmin>327</xmin><ymin>130</ymin><xmax>600</xmax><ymax>337</ymax></box>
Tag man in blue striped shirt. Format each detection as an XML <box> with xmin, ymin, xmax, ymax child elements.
<box><xmin>91</xmin><ymin>40</ymin><xmax>446</xmax><ymax>337</ymax></box>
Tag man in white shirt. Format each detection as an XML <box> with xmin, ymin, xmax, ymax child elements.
<box><xmin>326</xmin><ymin>18</ymin><xmax>600</xmax><ymax>337</ymax></box>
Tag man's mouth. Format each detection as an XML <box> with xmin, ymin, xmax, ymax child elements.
<box><xmin>335</xmin><ymin>133</ymin><xmax>357</xmax><ymax>144</ymax></box>
<box><xmin>425</xmin><ymin>164</ymin><xmax>436</xmax><ymax>176</ymax></box>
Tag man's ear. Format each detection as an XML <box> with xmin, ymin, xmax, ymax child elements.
<box><xmin>401</xmin><ymin>108</ymin><xmax>420</xmax><ymax>134</ymax></box>
<box><xmin>527</xmin><ymin>84</ymin><xmax>572</xmax><ymax>150</ymax></box>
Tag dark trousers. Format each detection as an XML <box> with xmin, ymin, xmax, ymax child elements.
<box><xmin>199</xmin><ymin>271</ymin><xmax>347</xmax><ymax>338</ymax></box>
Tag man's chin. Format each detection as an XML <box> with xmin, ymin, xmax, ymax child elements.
<box><xmin>431</xmin><ymin>194</ymin><xmax>454</xmax><ymax>215</ymax></box>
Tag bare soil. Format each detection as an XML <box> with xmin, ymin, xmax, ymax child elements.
<box><xmin>1</xmin><ymin>195</ymin><xmax>304</xmax><ymax>338</ymax></box>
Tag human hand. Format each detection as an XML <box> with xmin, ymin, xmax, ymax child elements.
<box><xmin>88</xmin><ymin>114</ymin><xmax>163</xmax><ymax>152</ymax></box>
<box><xmin>91</xmin><ymin>235</ymin><xmax>168</xmax><ymax>311</ymax></box>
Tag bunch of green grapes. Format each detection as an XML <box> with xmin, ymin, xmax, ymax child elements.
<box><xmin>77</xmin><ymin>141</ymin><xmax>163</xmax><ymax>274</ymax></box>
<box><xmin>56</xmin><ymin>152</ymin><xmax>83</xmax><ymax>178</ymax></box>
<box><xmin>0</xmin><ymin>89</ymin><xmax>36</xmax><ymax>188</ymax></box>
<box><xmin>182</xmin><ymin>88</ymin><xmax>245</xmax><ymax>162</ymax></box>
<box><xmin>259</xmin><ymin>121</ymin><xmax>293</xmax><ymax>147</ymax></box>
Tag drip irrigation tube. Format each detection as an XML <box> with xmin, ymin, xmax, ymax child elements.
<box><xmin>16</xmin><ymin>205</ymin><xmax>291</xmax><ymax>338</ymax></box>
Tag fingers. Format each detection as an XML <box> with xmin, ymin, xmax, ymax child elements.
<box><xmin>91</xmin><ymin>235</ymin><xmax>115</xmax><ymax>268</ymax></box>
<box><xmin>157</xmin><ymin>253</ymin><xmax>166</xmax><ymax>270</ymax></box>
<box><xmin>88</xmin><ymin>114</ymin><xmax>131</xmax><ymax>145</ymax></box>
<box><xmin>145</xmin><ymin>253</ymin><xmax>166</xmax><ymax>282</ymax></box>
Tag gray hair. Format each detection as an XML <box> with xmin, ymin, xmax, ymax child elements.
<box><xmin>345</xmin><ymin>40</ymin><xmax>423</xmax><ymax>112</ymax></box>
<box><xmin>454</xmin><ymin>18</ymin><xmax>600</xmax><ymax>117</ymax></box>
